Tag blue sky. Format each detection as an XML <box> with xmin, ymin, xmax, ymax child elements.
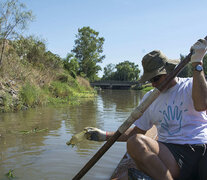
<box><xmin>21</xmin><ymin>0</ymin><xmax>207</xmax><ymax>77</ymax></box>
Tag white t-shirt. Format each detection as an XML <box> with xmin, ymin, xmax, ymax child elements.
<box><xmin>134</xmin><ymin>78</ymin><xmax>207</xmax><ymax>144</ymax></box>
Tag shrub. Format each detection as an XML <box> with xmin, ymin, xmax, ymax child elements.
<box><xmin>2</xmin><ymin>92</ymin><xmax>13</xmax><ymax>112</ymax></box>
<box><xmin>20</xmin><ymin>83</ymin><xmax>39</xmax><ymax>107</ymax></box>
<box><xmin>49</xmin><ymin>81</ymin><xmax>74</xmax><ymax>98</ymax></box>
<box><xmin>142</xmin><ymin>86</ymin><xmax>154</xmax><ymax>92</ymax></box>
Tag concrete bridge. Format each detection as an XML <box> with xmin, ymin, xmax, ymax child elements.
<box><xmin>90</xmin><ymin>80</ymin><xmax>140</xmax><ymax>89</ymax></box>
<box><xmin>91</xmin><ymin>76</ymin><xmax>206</xmax><ymax>89</ymax></box>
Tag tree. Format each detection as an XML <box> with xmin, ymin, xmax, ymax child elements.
<box><xmin>0</xmin><ymin>0</ymin><xmax>34</xmax><ymax>65</ymax></box>
<box><xmin>203</xmin><ymin>54</ymin><xmax>207</xmax><ymax>75</ymax></box>
<box><xmin>13</xmin><ymin>35</ymin><xmax>62</xmax><ymax>69</ymax></box>
<box><xmin>102</xmin><ymin>61</ymin><xmax>140</xmax><ymax>81</ymax></box>
<box><xmin>72</xmin><ymin>26</ymin><xmax>105</xmax><ymax>81</ymax></box>
<box><xmin>114</xmin><ymin>61</ymin><xmax>140</xmax><ymax>81</ymax></box>
<box><xmin>178</xmin><ymin>54</ymin><xmax>192</xmax><ymax>77</ymax></box>
<box><xmin>63</xmin><ymin>53</ymin><xmax>79</xmax><ymax>78</ymax></box>
<box><xmin>102</xmin><ymin>63</ymin><xmax>115</xmax><ymax>80</ymax></box>
<box><xmin>13</xmin><ymin>35</ymin><xmax>46</xmax><ymax>64</ymax></box>
<box><xmin>178</xmin><ymin>54</ymin><xmax>207</xmax><ymax>77</ymax></box>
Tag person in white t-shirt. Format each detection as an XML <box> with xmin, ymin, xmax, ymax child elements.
<box><xmin>84</xmin><ymin>39</ymin><xmax>207</xmax><ymax>180</ymax></box>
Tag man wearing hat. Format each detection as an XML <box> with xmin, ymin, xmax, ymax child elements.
<box><xmin>84</xmin><ymin>39</ymin><xmax>207</xmax><ymax>180</ymax></box>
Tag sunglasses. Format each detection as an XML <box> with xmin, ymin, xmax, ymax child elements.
<box><xmin>149</xmin><ymin>75</ymin><xmax>163</xmax><ymax>83</ymax></box>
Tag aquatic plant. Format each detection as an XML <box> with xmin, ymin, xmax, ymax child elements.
<box><xmin>19</xmin><ymin>127</ymin><xmax>48</xmax><ymax>135</ymax></box>
<box><xmin>5</xmin><ymin>169</ymin><xmax>15</xmax><ymax>178</ymax></box>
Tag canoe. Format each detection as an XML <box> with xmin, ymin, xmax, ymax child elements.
<box><xmin>110</xmin><ymin>153</ymin><xmax>152</xmax><ymax>180</ymax></box>
<box><xmin>110</xmin><ymin>126</ymin><xmax>157</xmax><ymax>180</ymax></box>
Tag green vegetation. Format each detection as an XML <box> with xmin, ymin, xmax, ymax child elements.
<box><xmin>141</xmin><ymin>85</ymin><xmax>154</xmax><ymax>92</ymax></box>
<box><xmin>5</xmin><ymin>169</ymin><xmax>15</xmax><ymax>178</ymax></box>
<box><xmin>178</xmin><ymin>54</ymin><xmax>193</xmax><ymax>77</ymax></box>
<box><xmin>102</xmin><ymin>61</ymin><xmax>140</xmax><ymax>81</ymax></box>
<box><xmin>19</xmin><ymin>127</ymin><xmax>48</xmax><ymax>135</ymax></box>
<box><xmin>63</xmin><ymin>53</ymin><xmax>79</xmax><ymax>78</ymax></box>
<box><xmin>20</xmin><ymin>83</ymin><xmax>40</xmax><ymax>107</ymax></box>
<box><xmin>0</xmin><ymin>1</ymin><xmax>96</xmax><ymax>113</ymax></box>
<box><xmin>178</xmin><ymin>54</ymin><xmax>207</xmax><ymax>77</ymax></box>
<box><xmin>0</xmin><ymin>27</ymin><xmax>96</xmax><ymax>113</ymax></box>
<box><xmin>4</xmin><ymin>0</ymin><xmax>205</xmax><ymax>113</ymax></box>
<box><xmin>204</xmin><ymin>55</ymin><xmax>207</xmax><ymax>75</ymax></box>
<box><xmin>0</xmin><ymin>1</ymin><xmax>144</xmax><ymax>113</ymax></box>
<box><xmin>71</xmin><ymin>26</ymin><xmax>105</xmax><ymax>81</ymax></box>
<box><xmin>133</xmin><ymin>83</ymin><xmax>154</xmax><ymax>92</ymax></box>
<box><xmin>0</xmin><ymin>0</ymin><xmax>34</xmax><ymax>65</ymax></box>
<box><xmin>0</xmin><ymin>63</ymin><xmax>95</xmax><ymax>112</ymax></box>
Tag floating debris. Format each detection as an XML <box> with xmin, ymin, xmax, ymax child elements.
<box><xmin>5</xmin><ymin>169</ymin><xmax>15</xmax><ymax>178</ymax></box>
<box><xmin>19</xmin><ymin>128</ymin><xmax>48</xmax><ymax>135</ymax></box>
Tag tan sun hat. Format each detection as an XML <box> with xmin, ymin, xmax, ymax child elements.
<box><xmin>139</xmin><ymin>50</ymin><xmax>180</xmax><ymax>83</ymax></box>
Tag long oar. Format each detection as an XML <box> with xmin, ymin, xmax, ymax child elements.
<box><xmin>73</xmin><ymin>36</ymin><xmax>207</xmax><ymax>180</ymax></box>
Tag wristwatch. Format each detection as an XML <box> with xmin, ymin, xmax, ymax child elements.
<box><xmin>194</xmin><ymin>64</ymin><xmax>203</xmax><ymax>72</ymax></box>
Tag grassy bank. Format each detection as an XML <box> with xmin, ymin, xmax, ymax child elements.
<box><xmin>0</xmin><ymin>74</ymin><xmax>95</xmax><ymax>113</ymax></box>
<box><xmin>132</xmin><ymin>83</ymin><xmax>154</xmax><ymax>92</ymax></box>
<box><xmin>140</xmin><ymin>84</ymin><xmax>154</xmax><ymax>92</ymax></box>
<box><xmin>0</xmin><ymin>41</ymin><xmax>95</xmax><ymax>113</ymax></box>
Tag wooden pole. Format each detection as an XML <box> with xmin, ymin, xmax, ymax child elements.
<box><xmin>72</xmin><ymin>36</ymin><xmax>207</xmax><ymax>180</ymax></box>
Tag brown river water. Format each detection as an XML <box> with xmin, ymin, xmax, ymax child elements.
<box><xmin>0</xmin><ymin>90</ymin><xmax>145</xmax><ymax>180</ymax></box>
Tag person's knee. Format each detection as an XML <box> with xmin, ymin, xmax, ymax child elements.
<box><xmin>127</xmin><ymin>134</ymin><xmax>148</xmax><ymax>159</ymax></box>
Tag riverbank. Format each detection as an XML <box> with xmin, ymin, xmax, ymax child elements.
<box><xmin>132</xmin><ymin>83</ymin><xmax>154</xmax><ymax>92</ymax></box>
<box><xmin>0</xmin><ymin>42</ymin><xmax>96</xmax><ymax>113</ymax></box>
<box><xmin>140</xmin><ymin>84</ymin><xmax>154</xmax><ymax>92</ymax></box>
<box><xmin>0</xmin><ymin>75</ymin><xmax>96</xmax><ymax>113</ymax></box>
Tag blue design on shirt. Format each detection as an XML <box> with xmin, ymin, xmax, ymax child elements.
<box><xmin>159</xmin><ymin>102</ymin><xmax>188</xmax><ymax>135</ymax></box>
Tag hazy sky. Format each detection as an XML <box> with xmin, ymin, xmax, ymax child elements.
<box><xmin>21</xmin><ymin>0</ymin><xmax>207</xmax><ymax>76</ymax></box>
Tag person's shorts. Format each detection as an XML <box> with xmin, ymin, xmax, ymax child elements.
<box><xmin>160</xmin><ymin>142</ymin><xmax>207</xmax><ymax>180</ymax></box>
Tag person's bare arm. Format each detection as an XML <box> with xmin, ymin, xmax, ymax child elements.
<box><xmin>192</xmin><ymin>62</ymin><xmax>207</xmax><ymax>111</ymax></box>
<box><xmin>106</xmin><ymin>126</ymin><xmax>146</xmax><ymax>142</ymax></box>
<box><xmin>84</xmin><ymin>126</ymin><xmax>146</xmax><ymax>142</ymax></box>
<box><xmin>190</xmin><ymin>39</ymin><xmax>207</xmax><ymax>111</ymax></box>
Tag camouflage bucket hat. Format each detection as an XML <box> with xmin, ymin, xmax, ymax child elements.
<box><xmin>139</xmin><ymin>50</ymin><xmax>180</xmax><ymax>83</ymax></box>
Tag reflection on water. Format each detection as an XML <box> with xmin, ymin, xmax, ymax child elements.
<box><xmin>0</xmin><ymin>90</ymin><xmax>145</xmax><ymax>180</ymax></box>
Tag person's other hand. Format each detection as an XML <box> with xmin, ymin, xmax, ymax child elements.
<box><xmin>84</xmin><ymin>127</ymin><xmax>107</xmax><ymax>141</ymax></box>
<box><xmin>191</xmin><ymin>39</ymin><xmax>207</xmax><ymax>63</ymax></box>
